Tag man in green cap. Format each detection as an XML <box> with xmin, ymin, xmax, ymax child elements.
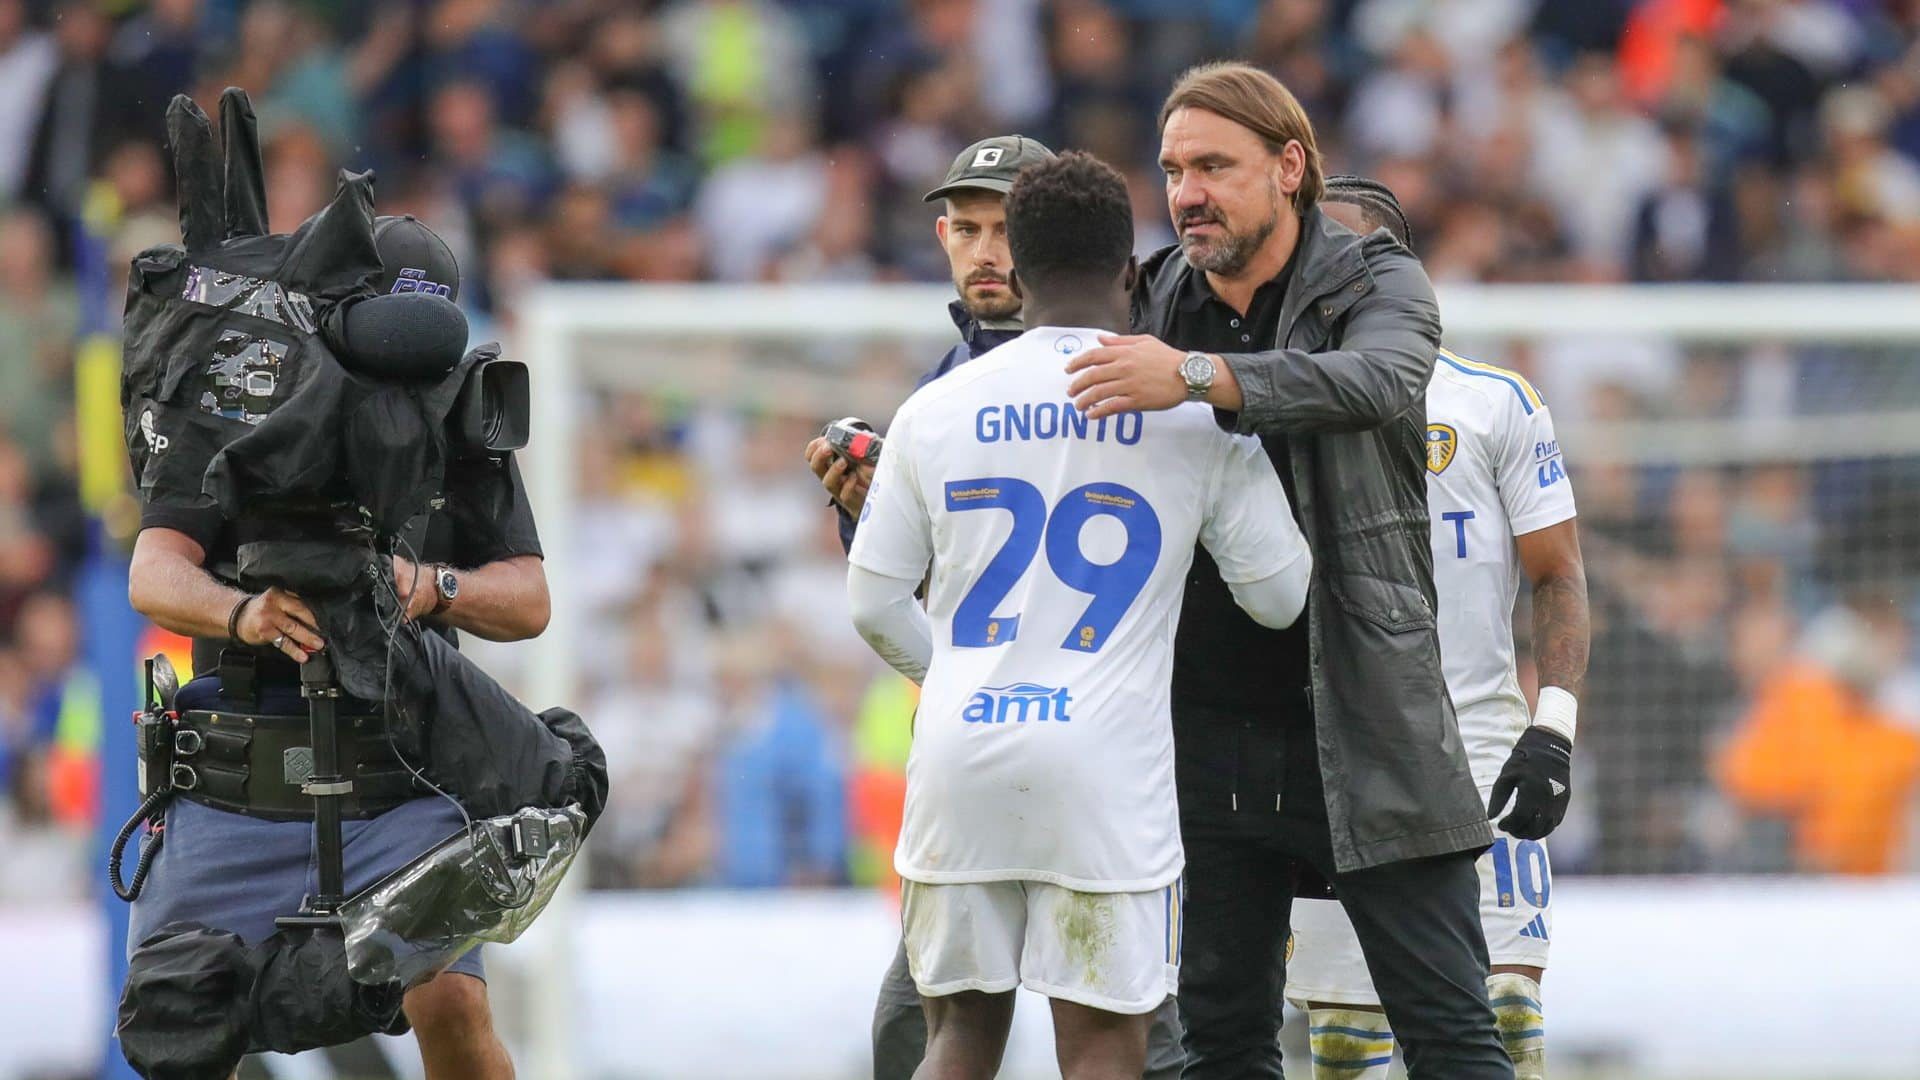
<box><xmin>803</xmin><ymin>135</ymin><xmax>1186</xmax><ymax>1079</ymax></box>
<box><xmin>805</xmin><ymin>134</ymin><xmax>1052</xmax><ymax>537</ymax></box>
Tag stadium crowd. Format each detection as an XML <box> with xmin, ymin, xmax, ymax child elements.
<box><xmin>4</xmin><ymin>0</ymin><xmax>1920</xmax><ymax>901</ymax></box>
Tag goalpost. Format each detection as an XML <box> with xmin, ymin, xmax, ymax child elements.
<box><xmin>502</xmin><ymin>282</ymin><xmax>1920</xmax><ymax>1079</ymax></box>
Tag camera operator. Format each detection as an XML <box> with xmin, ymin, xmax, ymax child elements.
<box><xmin>125</xmin><ymin>218</ymin><xmax>542</xmax><ymax>1080</ymax></box>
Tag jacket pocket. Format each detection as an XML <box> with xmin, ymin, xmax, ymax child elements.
<box><xmin>1325</xmin><ymin>571</ymin><xmax>1435</xmax><ymax>634</ymax></box>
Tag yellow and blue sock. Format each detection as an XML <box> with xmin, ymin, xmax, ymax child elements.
<box><xmin>1488</xmin><ymin>971</ymin><xmax>1546</xmax><ymax>1079</ymax></box>
<box><xmin>1306</xmin><ymin>1006</ymin><xmax>1395</xmax><ymax>1079</ymax></box>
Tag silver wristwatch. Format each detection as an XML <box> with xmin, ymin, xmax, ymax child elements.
<box><xmin>431</xmin><ymin>565</ymin><xmax>459</xmax><ymax>615</ymax></box>
<box><xmin>1179</xmin><ymin>351</ymin><xmax>1216</xmax><ymax>401</ymax></box>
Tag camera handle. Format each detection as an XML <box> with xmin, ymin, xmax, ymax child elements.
<box><xmin>276</xmin><ymin>651</ymin><xmax>351</xmax><ymax>930</ymax></box>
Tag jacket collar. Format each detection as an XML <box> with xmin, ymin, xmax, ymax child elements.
<box><xmin>948</xmin><ymin>299</ymin><xmax>1023</xmax><ymax>345</ymax></box>
<box><xmin>1277</xmin><ymin>205</ymin><xmax>1371</xmax><ymax>334</ymax></box>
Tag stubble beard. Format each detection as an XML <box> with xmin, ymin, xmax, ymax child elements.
<box><xmin>1183</xmin><ymin>181</ymin><xmax>1283</xmax><ymax>277</ymax></box>
<box><xmin>958</xmin><ymin>277</ymin><xmax>1022</xmax><ymax>322</ymax></box>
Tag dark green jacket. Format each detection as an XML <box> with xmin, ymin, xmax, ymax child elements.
<box><xmin>1133</xmin><ymin>208</ymin><xmax>1490</xmax><ymax>872</ymax></box>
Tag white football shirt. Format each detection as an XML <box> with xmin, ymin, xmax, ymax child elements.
<box><xmin>849</xmin><ymin>326</ymin><xmax>1309</xmax><ymax>892</ymax></box>
<box><xmin>1425</xmin><ymin>349</ymin><xmax>1578</xmax><ymax>788</ymax></box>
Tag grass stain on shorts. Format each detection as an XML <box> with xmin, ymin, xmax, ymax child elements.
<box><xmin>1056</xmin><ymin>890</ymin><xmax>1119</xmax><ymax>987</ymax></box>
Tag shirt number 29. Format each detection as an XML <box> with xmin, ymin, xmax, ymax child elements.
<box><xmin>942</xmin><ymin>477</ymin><xmax>1162</xmax><ymax>653</ymax></box>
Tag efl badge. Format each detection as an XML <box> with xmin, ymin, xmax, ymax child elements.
<box><xmin>1427</xmin><ymin>423</ymin><xmax>1458</xmax><ymax>475</ymax></box>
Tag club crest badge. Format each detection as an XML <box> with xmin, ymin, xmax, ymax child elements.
<box><xmin>1427</xmin><ymin>423</ymin><xmax>1458</xmax><ymax>475</ymax></box>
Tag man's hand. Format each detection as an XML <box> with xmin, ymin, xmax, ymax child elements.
<box><xmin>1486</xmin><ymin>727</ymin><xmax>1574</xmax><ymax>840</ymax></box>
<box><xmin>391</xmin><ymin>556</ymin><xmax>440</xmax><ymax>623</ymax></box>
<box><xmin>1066</xmin><ymin>334</ymin><xmax>1188</xmax><ymax>419</ymax></box>
<box><xmin>234</xmin><ymin>587</ymin><xmax>326</xmax><ymax>663</ymax></box>
<box><xmin>805</xmin><ymin>436</ymin><xmax>873</xmax><ymax>518</ymax></box>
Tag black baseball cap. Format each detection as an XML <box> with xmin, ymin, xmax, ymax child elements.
<box><xmin>923</xmin><ymin>135</ymin><xmax>1056</xmax><ymax>203</ymax></box>
<box><xmin>372</xmin><ymin>215</ymin><xmax>461</xmax><ymax>303</ymax></box>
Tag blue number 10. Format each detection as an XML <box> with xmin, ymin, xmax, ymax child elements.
<box><xmin>1490</xmin><ymin>836</ymin><xmax>1551</xmax><ymax>908</ymax></box>
<box><xmin>944</xmin><ymin>477</ymin><xmax>1163</xmax><ymax>653</ymax></box>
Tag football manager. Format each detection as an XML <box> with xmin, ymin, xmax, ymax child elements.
<box><xmin>1064</xmin><ymin>61</ymin><xmax>1513</xmax><ymax>1078</ymax></box>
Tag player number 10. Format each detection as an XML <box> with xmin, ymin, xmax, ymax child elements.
<box><xmin>1490</xmin><ymin>835</ymin><xmax>1550</xmax><ymax>909</ymax></box>
<box><xmin>943</xmin><ymin>476</ymin><xmax>1163</xmax><ymax>653</ymax></box>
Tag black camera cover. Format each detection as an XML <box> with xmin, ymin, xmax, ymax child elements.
<box><xmin>121</xmin><ymin>88</ymin><xmax>607</xmax><ymax>835</ymax></box>
<box><xmin>123</xmin><ymin>90</ymin><xmax>381</xmax><ymax>526</ymax></box>
<box><xmin>118</xmin><ymin>921</ymin><xmax>411</xmax><ymax>1079</ymax></box>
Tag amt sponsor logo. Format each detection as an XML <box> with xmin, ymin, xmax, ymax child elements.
<box><xmin>962</xmin><ymin>683</ymin><xmax>1073</xmax><ymax>724</ymax></box>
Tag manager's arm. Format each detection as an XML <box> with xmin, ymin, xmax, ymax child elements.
<box><xmin>1069</xmin><ymin>240</ymin><xmax>1441</xmax><ymax>434</ymax></box>
<box><xmin>1211</xmin><ymin>246</ymin><xmax>1441</xmax><ymax>435</ymax></box>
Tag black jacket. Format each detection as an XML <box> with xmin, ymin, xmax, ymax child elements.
<box><xmin>1134</xmin><ymin>209</ymin><xmax>1489</xmax><ymax>872</ymax></box>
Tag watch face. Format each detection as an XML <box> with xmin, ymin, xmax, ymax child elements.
<box><xmin>1182</xmin><ymin>353</ymin><xmax>1214</xmax><ymax>388</ymax></box>
<box><xmin>438</xmin><ymin>569</ymin><xmax>459</xmax><ymax>600</ymax></box>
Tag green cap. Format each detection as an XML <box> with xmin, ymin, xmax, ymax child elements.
<box><xmin>923</xmin><ymin>135</ymin><xmax>1057</xmax><ymax>203</ymax></box>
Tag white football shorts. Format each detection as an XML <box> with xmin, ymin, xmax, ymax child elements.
<box><xmin>901</xmin><ymin>877</ymin><xmax>1182</xmax><ymax>1015</ymax></box>
<box><xmin>1285</xmin><ymin>825</ymin><xmax>1552</xmax><ymax>1007</ymax></box>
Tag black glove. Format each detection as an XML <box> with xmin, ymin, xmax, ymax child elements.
<box><xmin>1486</xmin><ymin>726</ymin><xmax>1572</xmax><ymax>840</ymax></box>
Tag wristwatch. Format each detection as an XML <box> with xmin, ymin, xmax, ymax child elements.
<box><xmin>1179</xmin><ymin>351</ymin><xmax>1217</xmax><ymax>401</ymax></box>
<box><xmin>431</xmin><ymin>565</ymin><xmax>459</xmax><ymax>615</ymax></box>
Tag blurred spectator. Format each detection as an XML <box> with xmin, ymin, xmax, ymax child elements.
<box><xmin>1719</xmin><ymin>597</ymin><xmax>1920</xmax><ymax>873</ymax></box>
<box><xmin>23</xmin><ymin>0</ymin><xmax>132</xmax><ymax>232</ymax></box>
<box><xmin>710</xmin><ymin>630</ymin><xmax>847</xmax><ymax>888</ymax></box>
<box><xmin>601</xmin><ymin>87</ymin><xmax>700</xmax><ymax>232</ymax></box>
<box><xmin>0</xmin><ymin>438</ymin><xmax>54</xmax><ymax>634</ymax></box>
<box><xmin>0</xmin><ymin>209</ymin><xmax>76</xmax><ymax>475</ymax></box>
<box><xmin>1529</xmin><ymin>50</ymin><xmax>1666</xmax><ymax>275</ymax></box>
<box><xmin>0</xmin><ymin>0</ymin><xmax>55</xmax><ymax>202</ymax></box>
<box><xmin>1822</xmin><ymin>87</ymin><xmax>1920</xmax><ymax>226</ymax></box>
<box><xmin>660</xmin><ymin>0</ymin><xmax>816</xmax><ymax>166</ymax></box>
<box><xmin>108</xmin><ymin>0</ymin><xmax>202</xmax><ymax>115</ymax></box>
<box><xmin>425</xmin><ymin>0</ymin><xmax>540</xmax><ymax>127</ymax></box>
<box><xmin>1343</xmin><ymin>20</ymin><xmax>1448</xmax><ymax>160</ymax></box>
<box><xmin>1631</xmin><ymin>118</ymin><xmax>1742</xmax><ymax>281</ymax></box>
<box><xmin>695</xmin><ymin>110</ymin><xmax>826</xmax><ymax>280</ymax></box>
<box><xmin>430</xmin><ymin>76</ymin><xmax>552</xmax><ymax>233</ymax></box>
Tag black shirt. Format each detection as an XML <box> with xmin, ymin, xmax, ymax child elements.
<box><xmin>141</xmin><ymin>456</ymin><xmax>544</xmax><ymax>680</ymax></box>
<box><xmin>1161</xmin><ymin>258</ymin><xmax>1312</xmax><ymax>712</ymax></box>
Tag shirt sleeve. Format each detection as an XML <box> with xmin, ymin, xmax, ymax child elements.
<box><xmin>139</xmin><ymin>498</ymin><xmax>224</xmax><ymax>552</ymax></box>
<box><xmin>445</xmin><ymin>454</ymin><xmax>545</xmax><ymax>565</ymax></box>
<box><xmin>846</xmin><ymin>564</ymin><xmax>933</xmax><ymax>684</ymax></box>
<box><xmin>846</xmin><ymin>406</ymin><xmax>933</xmax><ymax>581</ymax></box>
<box><xmin>1495</xmin><ymin>397</ymin><xmax>1578</xmax><ymax>537</ymax></box>
<box><xmin>1198</xmin><ymin>431</ymin><xmax>1311</xmax><ymax>585</ymax></box>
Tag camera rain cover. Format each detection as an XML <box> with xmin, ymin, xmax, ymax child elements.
<box><xmin>338</xmin><ymin>805</ymin><xmax>587</xmax><ymax>987</ymax></box>
<box><xmin>122</xmin><ymin>88</ymin><xmax>381</xmax><ymax>519</ymax></box>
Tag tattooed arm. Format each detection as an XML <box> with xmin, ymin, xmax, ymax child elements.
<box><xmin>1487</xmin><ymin>519</ymin><xmax>1589</xmax><ymax>838</ymax></box>
<box><xmin>1516</xmin><ymin>521</ymin><xmax>1589</xmax><ymax>698</ymax></box>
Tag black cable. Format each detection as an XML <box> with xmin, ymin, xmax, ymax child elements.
<box><xmin>109</xmin><ymin>789</ymin><xmax>172</xmax><ymax>902</ymax></box>
<box><xmin>369</xmin><ymin>530</ymin><xmax>535</xmax><ymax>910</ymax></box>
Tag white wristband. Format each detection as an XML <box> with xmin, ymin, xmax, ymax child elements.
<box><xmin>1532</xmin><ymin>686</ymin><xmax>1577</xmax><ymax>744</ymax></box>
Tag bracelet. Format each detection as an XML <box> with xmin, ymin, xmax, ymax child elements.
<box><xmin>1533</xmin><ymin>686</ymin><xmax>1578</xmax><ymax>743</ymax></box>
<box><xmin>226</xmin><ymin>593</ymin><xmax>255</xmax><ymax>645</ymax></box>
